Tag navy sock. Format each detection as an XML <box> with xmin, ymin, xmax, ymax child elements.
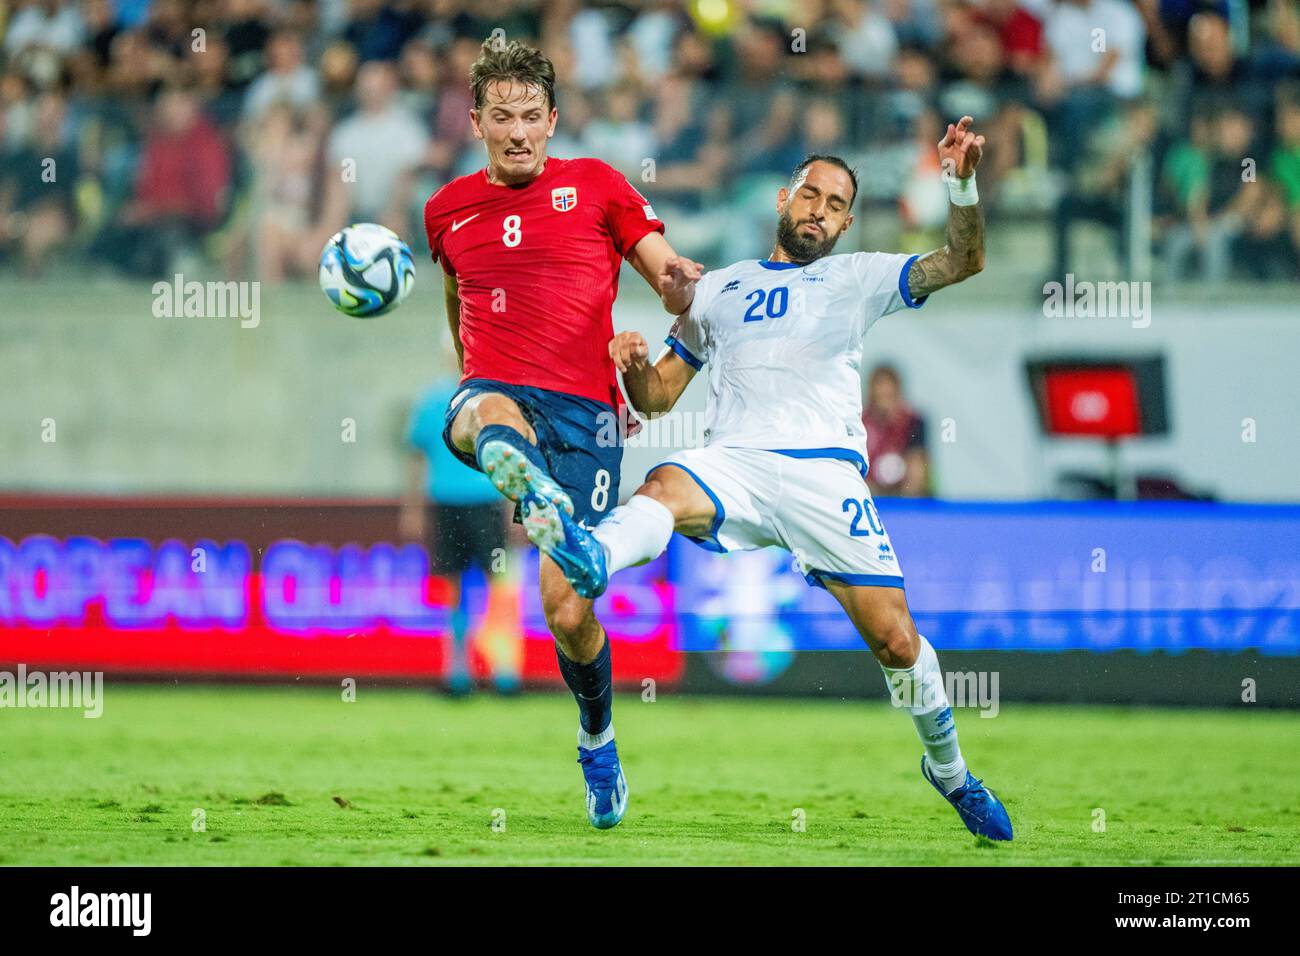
<box><xmin>555</xmin><ymin>636</ymin><xmax>613</xmax><ymax>737</ymax></box>
<box><xmin>475</xmin><ymin>424</ymin><xmax>548</xmax><ymax>475</ymax></box>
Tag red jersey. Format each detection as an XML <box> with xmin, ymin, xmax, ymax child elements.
<box><xmin>424</xmin><ymin>157</ymin><xmax>664</xmax><ymax>409</ymax></box>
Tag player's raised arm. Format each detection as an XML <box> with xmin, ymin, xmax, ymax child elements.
<box><xmin>628</xmin><ymin>231</ymin><xmax>704</xmax><ymax>315</ymax></box>
<box><xmin>610</xmin><ymin>330</ymin><xmax>696</xmax><ymax>415</ymax></box>
<box><xmin>907</xmin><ymin>116</ymin><xmax>986</xmax><ymax>300</ymax></box>
<box><xmin>441</xmin><ymin>265</ymin><xmax>463</xmax><ymax>372</ymax></box>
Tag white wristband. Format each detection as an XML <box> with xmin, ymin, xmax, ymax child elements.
<box><xmin>947</xmin><ymin>172</ymin><xmax>979</xmax><ymax>207</ymax></box>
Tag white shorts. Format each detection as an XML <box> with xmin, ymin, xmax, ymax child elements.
<box><xmin>648</xmin><ymin>446</ymin><xmax>904</xmax><ymax>590</ymax></box>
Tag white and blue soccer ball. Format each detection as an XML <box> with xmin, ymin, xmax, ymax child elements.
<box><xmin>319</xmin><ymin>223</ymin><xmax>416</xmax><ymax>318</ymax></box>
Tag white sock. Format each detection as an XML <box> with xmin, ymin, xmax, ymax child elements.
<box><xmin>578</xmin><ymin>722</ymin><xmax>615</xmax><ymax>749</ymax></box>
<box><xmin>878</xmin><ymin>635</ymin><xmax>968</xmax><ymax>793</ymax></box>
<box><xmin>592</xmin><ymin>494</ymin><xmax>675</xmax><ymax>575</ymax></box>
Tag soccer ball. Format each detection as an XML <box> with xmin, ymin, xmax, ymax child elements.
<box><xmin>319</xmin><ymin>223</ymin><xmax>416</xmax><ymax>318</ymax></box>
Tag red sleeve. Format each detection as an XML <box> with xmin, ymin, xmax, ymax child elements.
<box><xmin>598</xmin><ymin>161</ymin><xmax>665</xmax><ymax>257</ymax></box>
<box><xmin>423</xmin><ymin>187</ymin><xmax>453</xmax><ymax>274</ymax></box>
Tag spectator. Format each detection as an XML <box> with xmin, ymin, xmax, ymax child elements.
<box><xmin>0</xmin><ymin>0</ymin><xmax>1289</xmax><ymax>288</ymax></box>
<box><xmin>0</xmin><ymin>91</ymin><xmax>78</xmax><ymax>275</ymax></box>
<box><xmin>645</xmin><ymin>72</ymin><xmax>723</xmax><ymax>208</ymax></box>
<box><xmin>77</xmin><ymin>0</ymin><xmax>121</xmax><ymax>71</ymax></box>
<box><xmin>1233</xmin><ymin>179</ymin><xmax>1296</xmax><ymax>280</ymax></box>
<box><xmin>423</xmin><ymin>36</ymin><xmax>478</xmax><ymax>182</ymax></box>
<box><xmin>1163</xmin><ymin>103</ymin><xmax>1257</xmax><ymax>281</ymax></box>
<box><xmin>863</xmin><ymin>365</ymin><xmax>931</xmax><ymax>498</ymax></box>
<box><xmin>671</xmin><ymin>26</ymin><xmax>720</xmax><ymax>84</ymax></box>
<box><xmin>583</xmin><ymin>82</ymin><xmax>657</xmax><ymax>178</ymax></box>
<box><xmin>325</xmin><ymin>60</ymin><xmax>427</xmax><ymax>233</ymax></box>
<box><xmin>898</xmin><ymin>104</ymin><xmax>950</xmax><ymax>239</ymax></box>
<box><xmin>627</xmin><ymin>0</ymin><xmax>684</xmax><ymax>83</ymax></box>
<box><xmin>798</xmin><ymin>26</ymin><xmax>878</xmax><ymax>145</ymax></box>
<box><xmin>344</xmin><ymin>0</ymin><xmax>424</xmax><ymax>63</ymax></box>
<box><xmin>568</xmin><ymin>0</ymin><xmax>619</xmax><ymax>90</ymax></box>
<box><xmin>397</xmin><ymin>37</ymin><xmax>440</xmax><ymax>116</ymax></box>
<box><xmin>1174</xmin><ymin>11</ymin><xmax>1277</xmax><ymax>122</ymax></box>
<box><xmin>4</xmin><ymin>0</ymin><xmax>85</xmax><ymax>60</ymax></box>
<box><xmin>93</xmin><ymin>87</ymin><xmax>232</xmax><ymax>276</ymax></box>
<box><xmin>1038</xmin><ymin>0</ymin><xmax>1147</xmax><ymax>168</ymax></box>
<box><xmin>1135</xmin><ymin>0</ymin><xmax>1230</xmax><ymax>68</ymax></box>
<box><xmin>188</xmin><ymin>32</ymin><xmax>245</xmax><ymax>127</ymax></box>
<box><xmin>1053</xmin><ymin>97</ymin><xmax>1160</xmax><ymax>278</ymax></box>
<box><xmin>1041</xmin><ymin>0</ymin><xmax>1147</xmax><ymax>100</ymax></box>
<box><xmin>244</xmin><ymin>102</ymin><xmax>334</xmax><ymax>280</ymax></box>
<box><xmin>799</xmin><ymin>96</ymin><xmax>852</xmax><ymax>166</ymax></box>
<box><xmin>546</xmin><ymin>86</ymin><xmax>593</xmax><ymax>160</ymax></box>
<box><xmin>936</xmin><ymin>15</ymin><xmax>1030</xmax><ymax>196</ymax></box>
<box><xmin>884</xmin><ymin>0</ymin><xmax>944</xmax><ymax>50</ymax></box>
<box><xmin>1272</xmin><ymin>92</ymin><xmax>1300</xmax><ymax>268</ymax></box>
<box><xmin>220</xmin><ymin>0</ymin><xmax>274</xmax><ymax>89</ymax></box>
<box><xmin>971</xmin><ymin>0</ymin><xmax>1046</xmax><ymax>76</ymax></box>
<box><xmin>317</xmin><ymin>38</ymin><xmax>360</xmax><ymax>114</ymax></box>
<box><xmin>242</xmin><ymin>29</ymin><xmax>320</xmax><ymax>120</ymax></box>
<box><xmin>143</xmin><ymin>0</ymin><xmax>195</xmax><ymax>60</ymax></box>
<box><xmin>833</xmin><ymin>0</ymin><xmax>899</xmax><ymax>81</ymax></box>
<box><xmin>726</xmin><ymin>23</ymin><xmax>799</xmax><ymax>176</ymax></box>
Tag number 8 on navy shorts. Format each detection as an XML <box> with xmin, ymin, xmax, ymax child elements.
<box><xmin>442</xmin><ymin>377</ymin><xmax>622</xmax><ymax>527</ymax></box>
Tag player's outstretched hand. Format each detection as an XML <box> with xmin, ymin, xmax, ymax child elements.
<box><xmin>609</xmin><ymin>331</ymin><xmax>650</xmax><ymax>374</ymax></box>
<box><xmin>938</xmin><ymin>115</ymin><xmax>985</xmax><ymax>181</ymax></box>
<box><xmin>656</xmin><ymin>255</ymin><xmax>703</xmax><ymax>303</ymax></box>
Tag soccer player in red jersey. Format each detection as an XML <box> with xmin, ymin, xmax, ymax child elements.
<box><xmin>423</xmin><ymin>39</ymin><xmax>701</xmax><ymax>829</ymax></box>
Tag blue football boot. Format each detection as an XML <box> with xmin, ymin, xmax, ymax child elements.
<box><xmin>922</xmin><ymin>755</ymin><xmax>1014</xmax><ymax>841</ymax></box>
<box><xmin>520</xmin><ymin>492</ymin><xmax>608</xmax><ymax>600</ymax></box>
<box><xmin>477</xmin><ymin>438</ymin><xmax>573</xmax><ymax>516</ymax></box>
<box><xmin>577</xmin><ymin>738</ymin><xmax>628</xmax><ymax>830</ymax></box>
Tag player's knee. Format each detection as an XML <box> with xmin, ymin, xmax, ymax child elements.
<box><xmin>455</xmin><ymin>393</ymin><xmax>535</xmax><ymax>449</ymax></box>
<box><xmin>475</xmin><ymin>394</ymin><xmax>533</xmax><ymax>438</ymax></box>
<box><xmin>635</xmin><ymin>471</ymin><xmax>710</xmax><ymax>536</ymax></box>
<box><xmin>871</xmin><ymin>618</ymin><xmax>920</xmax><ymax>669</ymax></box>
<box><xmin>545</xmin><ymin>592</ymin><xmax>595</xmax><ymax>642</ymax></box>
<box><xmin>635</xmin><ymin>477</ymin><xmax>677</xmax><ymax>514</ymax></box>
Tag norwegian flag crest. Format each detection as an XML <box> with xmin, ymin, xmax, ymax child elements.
<box><xmin>551</xmin><ymin>187</ymin><xmax>577</xmax><ymax>211</ymax></box>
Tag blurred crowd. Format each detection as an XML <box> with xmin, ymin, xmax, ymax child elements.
<box><xmin>1</xmin><ymin>0</ymin><xmax>1299</xmax><ymax>282</ymax></box>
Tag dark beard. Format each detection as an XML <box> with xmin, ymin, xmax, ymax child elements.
<box><xmin>775</xmin><ymin>211</ymin><xmax>840</xmax><ymax>263</ymax></box>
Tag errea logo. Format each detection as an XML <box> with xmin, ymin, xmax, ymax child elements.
<box><xmin>50</xmin><ymin>886</ymin><xmax>151</xmax><ymax>936</ymax></box>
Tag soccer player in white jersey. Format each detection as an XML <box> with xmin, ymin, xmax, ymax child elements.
<box><xmin>528</xmin><ymin>116</ymin><xmax>1013</xmax><ymax>840</ymax></box>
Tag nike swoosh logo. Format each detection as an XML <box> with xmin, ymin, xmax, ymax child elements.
<box><xmin>451</xmin><ymin>214</ymin><xmax>479</xmax><ymax>232</ymax></box>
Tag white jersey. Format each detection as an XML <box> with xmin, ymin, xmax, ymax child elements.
<box><xmin>664</xmin><ymin>252</ymin><xmax>925</xmax><ymax>465</ymax></box>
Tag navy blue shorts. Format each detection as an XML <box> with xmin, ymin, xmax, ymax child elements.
<box><xmin>442</xmin><ymin>377</ymin><xmax>623</xmax><ymax>527</ymax></box>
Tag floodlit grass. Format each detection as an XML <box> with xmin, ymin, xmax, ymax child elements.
<box><xmin>1</xmin><ymin>686</ymin><xmax>1296</xmax><ymax>865</ymax></box>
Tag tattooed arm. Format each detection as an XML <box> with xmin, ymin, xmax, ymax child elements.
<box><xmin>908</xmin><ymin>115</ymin><xmax>987</xmax><ymax>300</ymax></box>
<box><xmin>907</xmin><ymin>201</ymin><xmax>985</xmax><ymax>298</ymax></box>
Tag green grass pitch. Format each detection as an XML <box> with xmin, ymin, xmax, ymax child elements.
<box><xmin>1</xmin><ymin>685</ymin><xmax>1297</xmax><ymax>866</ymax></box>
